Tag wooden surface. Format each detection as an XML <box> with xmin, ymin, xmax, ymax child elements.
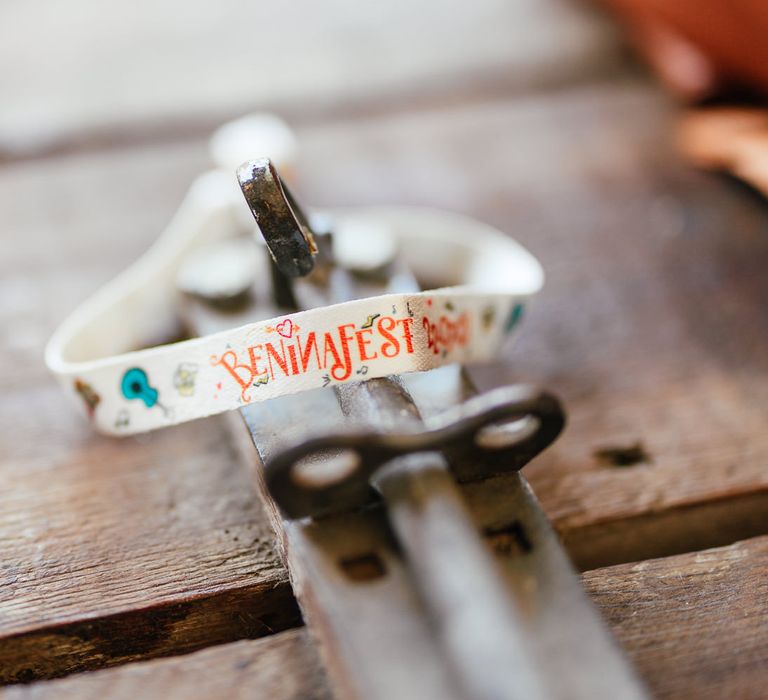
<box><xmin>0</xmin><ymin>629</ymin><xmax>330</xmax><ymax>700</ymax></box>
<box><xmin>584</xmin><ymin>535</ymin><xmax>768</xmax><ymax>700</ymax></box>
<box><xmin>2</xmin><ymin>0</ymin><xmax>768</xmax><ymax>696</ymax></box>
<box><xmin>4</xmin><ymin>536</ymin><xmax>766</xmax><ymax>700</ymax></box>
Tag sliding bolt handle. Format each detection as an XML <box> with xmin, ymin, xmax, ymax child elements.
<box><xmin>237</xmin><ymin>158</ymin><xmax>318</xmax><ymax>278</ymax></box>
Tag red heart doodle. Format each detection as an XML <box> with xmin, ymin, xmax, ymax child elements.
<box><xmin>276</xmin><ymin>319</ymin><xmax>293</xmax><ymax>338</ymax></box>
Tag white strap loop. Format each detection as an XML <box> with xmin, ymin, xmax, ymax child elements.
<box><xmin>46</xmin><ymin>171</ymin><xmax>543</xmax><ymax>436</ymax></box>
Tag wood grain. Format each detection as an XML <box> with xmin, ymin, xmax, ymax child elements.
<box><xmin>583</xmin><ymin>535</ymin><xmax>768</xmax><ymax>700</ymax></box>
<box><xmin>0</xmin><ymin>408</ymin><xmax>301</xmax><ymax>683</ymax></box>
<box><xmin>0</xmin><ymin>629</ymin><xmax>330</xmax><ymax>700</ymax></box>
<box><xmin>6</xmin><ymin>534</ymin><xmax>767</xmax><ymax>699</ymax></box>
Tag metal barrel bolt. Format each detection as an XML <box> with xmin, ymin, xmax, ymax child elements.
<box><xmin>237</xmin><ymin>159</ymin><xmax>569</xmax><ymax>700</ymax></box>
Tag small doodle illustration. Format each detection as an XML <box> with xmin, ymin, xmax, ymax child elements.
<box><xmin>114</xmin><ymin>410</ymin><xmax>130</xmax><ymax>429</ymax></box>
<box><xmin>74</xmin><ymin>378</ymin><xmax>100</xmax><ymax>417</ymax></box>
<box><xmin>276</xmin><ymin>319</ymin><xmax>294</xmax><ymax>338</ymax></box>
<box><xmin>481</xmin><ymin>306</ymin><xmax>496</xmax><ymax>331</ymax></box>
<box><xmin>356</xmin><ymin>365</ymin><xmax>369</xmax><ymax>376</ymax></box>
<box><xmin>121</xmin><ymin>368</ymin><xmax>172</xmax><ymax>417</ymax></box>
<box><xmin>445</xmin><ymin>301</ymin><xmax>455</xmax><ymax>311</ymax></box>
<box><xmin>265</xmin><ymin>321</ymin><xmax>300</xmax><ymax>337</ymax></box>
<box><xmin>253</xmin><ymin>375</ymin><xmax>270</xmax><ymax>387</ymax></box>
<box><xmin>505</xmin><ymin>303</ymin><xmax>524</xmax><ymax>333</ymax></box>
<box><xmin>173</xmin><ymin>362</ymin><xmax>198</xmax><ymax>397</ymax></box>
<box><xmin>122</xmin><ymin>368</ymin><xmax>158</xmax><ymax>407</ymax></box>
<box><xmin>322</xmin><ymin>374</ymin><xmax>331</xmax><ymax>387</ymax></box>
<box><xmin>361</xmin><ymin>313</ymin><xmax>380</xmax><ymax>329</ymax></box>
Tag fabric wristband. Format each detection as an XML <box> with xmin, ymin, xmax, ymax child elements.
<box><xmin>45</xmin><ymin>170</ymin><xmax>544</xmax><ymax>436</ymax></box>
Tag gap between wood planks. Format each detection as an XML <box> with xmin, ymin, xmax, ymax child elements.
<box><xmin>0</xmin><ymin>584</ymin><xmax>302</xmax><ymax>685</ymax></box>
<box><xmin>0</xmin><ymin>628</ymin><xmax>332</xmax><ymax>700</ymax></box>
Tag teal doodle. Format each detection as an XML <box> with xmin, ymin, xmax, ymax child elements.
<box><xmin>121</xmin><ymin>368</ymin><xmax>159</xmax><ymax>408</ymax></box>
<box><xmin>505</xmin><ymin>303</ymin><xmax>524</xmax><ymax>333</ymax></box>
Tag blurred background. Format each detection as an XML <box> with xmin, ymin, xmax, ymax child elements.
<box><xmin>4</xmin><ymin>2</ymin><xmax>768</xmax><ymax>697</ymax></box>
<box><xmin>0</xmin><ymin>0</ymin><xmax>625</xmax><ymax>158</ymax></box>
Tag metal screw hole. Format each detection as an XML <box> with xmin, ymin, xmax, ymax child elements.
<box><xmin>338</xmin><ymin>552</ymin><xmax>387</xmax><ymax>582</ymax></box>
<box><xmin>474</xmin><ymin>416</ymin><xmax>539</xmax><ymax>450</ymax></box>
<box><xmin>483</xmin><ymin>521</ymin><xmax>532</xmax><ymax>557</ymax></box>
<box><xmin>292</xmin><ymin>449</ymin><xmax>360</xmax><ymax>489</ymax></box>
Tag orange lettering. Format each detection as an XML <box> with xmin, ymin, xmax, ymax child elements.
<box><xmin>323</xmin><ymin>332</ymin><xmax>342</xmax><ymax>376</ymax></box>
<box><xmin>286</xmin><ymin>344</ymin><xmax>299</xmax><ymax>375</ymax></box>
<box><xmin>212</xmin><ymin>350</ymin><xmax>254</xmax><ymax>403</ymax></box>
<box><xmin>298</xmin><ymin>332</ymin><xmax>320</xmax><ymax>372</ymax></box>
<box><xmin>355</xmin><ymin>328</ymin><xmax>378</xmax><ymax>361</ymax></box>
<box><xmin>247</xmin><ymin>345</ymin><xmax>267</xmax><ymax>378</ymax></box>
<box><xmin>334</xmin><ymin>324</ymin><xmax>355</xmax><ymax>381</ymax></box>
<box><xmin>266</xmin><ymin>341</ymin><xmax>289</xmax><ymax>378</ymax></box>
<box><xmin>398</xmin><ymin>317</ymin><xmax>415</xmax><ymax>353</ymax></box>
<box><xmin>377</xmin><ymin>316</ymin><xmax>400</xmax><ymax>357</ymax></box>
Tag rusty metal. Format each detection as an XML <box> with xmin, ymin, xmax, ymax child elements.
<box><xmin>237</xmin><ymin>160</ymin><xmax>558</xmax><ymax>699</ymax></box>
<box><xmin>266</xmin><ymin>383</ymin><xmax>564</xmax><ymax>519</ymax></box>
<box><xmin>236</xmin><ymin>158</ymin><xmax>317</xmax><ymax>278</ymax></box>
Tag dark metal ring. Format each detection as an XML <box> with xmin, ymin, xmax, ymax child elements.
<box><xmin>265</xmin><ymin>384</ymin><xmax>565</xmax><ymax>519</ymax></box>
<box><xmin>236</xmin><ymin>158</ymin><xmax>317</xmax><ymax>277</ymax></box>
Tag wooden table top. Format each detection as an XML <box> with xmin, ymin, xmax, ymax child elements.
<box><xmin>1</xmin><ymin>1</ymin><xmax>766</xmax><ymax>698</ymax></box>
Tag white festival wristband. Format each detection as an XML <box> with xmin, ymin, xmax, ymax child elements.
<box><xmin>45</xmin><ymin>168</ymin><xmax>544</xmax><ymax>436</ymax></box>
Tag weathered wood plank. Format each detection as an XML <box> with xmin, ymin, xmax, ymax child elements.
<box><xmin>0</xmin><ymin>407</ymin><xmax>301</xmax><ymax>683</ymax></box>
<box><xmin>0</xmin><ymin>629</ymin><xmax>330</xmax><ymax>700</ymax></box>
<box><xmin>293</xmin><ymin>82</ymin><xmax>768</xmax><ymax>568</ymax></box>
<box><xmin>583</xmin><ymin>535</ymin><xmax>768</xmax><ymax>700</ymax></box>
<box><xmin>6</xmin><ymin>534</ymin><xmax>767</xmax><ymax>700</ymax></box>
